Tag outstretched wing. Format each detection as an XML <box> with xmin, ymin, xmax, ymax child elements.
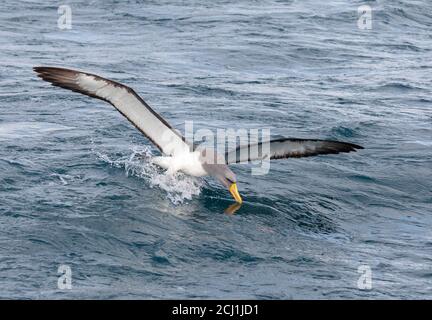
<box><xmin>225</xmin><ymin>138</ymin><xmax>363</xmax><ymax>164</ymax></box>
<box><xmin>34</xmin><ymin>66</ymin><xmax>190</xmax><ymax>156</ymax></box>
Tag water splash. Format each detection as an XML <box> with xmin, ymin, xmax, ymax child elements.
<box><xmin>94</xmin><ymin>145</ymin><xmax>205</xmax><ymax>204</ymax></box>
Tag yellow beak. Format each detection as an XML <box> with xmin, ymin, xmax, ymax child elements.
<box><xmin>229</xmin><ymin>183</ymin><xmax>242</xmax><ymax>203</ymax></box>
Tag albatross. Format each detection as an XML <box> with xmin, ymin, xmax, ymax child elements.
<box><xmin>34</xmin><ymin>66</ymin><xmax>363</xmax><ymax>204</ymax></box>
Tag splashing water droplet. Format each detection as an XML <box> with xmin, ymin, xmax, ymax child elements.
<box><xmin>93</xmin><ymin>145</ymin><xmax>205</xmax><ymax>204</ymax></box>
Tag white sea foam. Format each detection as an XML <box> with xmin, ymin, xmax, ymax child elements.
<box><xmin>94</xmin><ymin>145</ymin><xmax>205</xmax><ymax>204</ymax></box>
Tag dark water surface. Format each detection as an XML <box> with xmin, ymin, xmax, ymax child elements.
<box><xmin>0</xmin><ymin>0</ymin><xmax>431</xmax><ymax>298</ymax></box>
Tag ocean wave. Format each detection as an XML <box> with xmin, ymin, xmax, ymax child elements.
<box><xmin>0</xmin><ymin>122</ymin><xmax>72</xmax><ymax>140</ymax></box>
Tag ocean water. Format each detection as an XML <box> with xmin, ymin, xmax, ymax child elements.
<box><xmin>1</xmin><ymin>0</ymin><xmax>431</xmax><ymax>299</ymax></box>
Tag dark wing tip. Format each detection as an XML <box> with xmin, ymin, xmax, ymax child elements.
<box><xmin>341</xmin><ymin>141</ymin><xmax>364</xmax><ymax>151</ymax></box>
<box><xmin>275</xmin><ymin>137</ymin><xmax>364</xmax><ymax>152</ymax></box>
<box><xmin>33</xmin><ymin>66</ymin><xmax>45</xmax><ymax>73</ymax></box>
<box><xmin>34</xmin><ymin>66</ymin><xmax>68</xmax><ymax>71</ymax></box>
<box><xmin>278</xmin><ymin>138</ymin><xmax>363</xmax><ymax>159</ymax></box>
<box><xmin>33</xmin><ymin>66</ymin><xmax>73</xmax><ymax>81</ymax></box>
<box><xmin>324</xmin><ymin>141</ymin><xmax>364</xmax><ymax>154</ymax></box>
<box><xmin>33</xmin><ymin>66</ymin><xmax>107</xmax><ymax>101</ymax></box>
<box><xmin>34</xmin><ymin>66</ymin><xmax>69</xmax><ymax>75</ymax></box>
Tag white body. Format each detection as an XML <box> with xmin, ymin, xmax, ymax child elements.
<box><xmin>152</xmin><ymin>150</ymin><xmax>208</xmax><ymax>177</ymax></box>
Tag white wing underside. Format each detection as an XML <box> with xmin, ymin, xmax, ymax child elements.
<box><xmin>34</xmin><ymin>67</ymin><xmax>190</xmax><ymax>156</ymax></box>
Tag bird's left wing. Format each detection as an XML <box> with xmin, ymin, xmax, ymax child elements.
<box><xmin>34</xmin><ymin>66</ymin><xmax>190</xmax><ymax>156</ymax></box>
<box><xmin>225</xmin><ymin>138</ymin><xmax>363</xmax><ymax>164</ymax></box>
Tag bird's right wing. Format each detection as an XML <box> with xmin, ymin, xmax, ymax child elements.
<box><xmin>225</xmin><ymin>138</ymin><xmax>363</xmax><ymax>164</ymax></box>
<box><xmin>34</xmin><ymin>67</ymin><xmax>191</xmax><ymax>156</ymax></box>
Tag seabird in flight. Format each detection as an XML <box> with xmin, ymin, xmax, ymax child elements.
<box><xmin>34</xmin><ymin>67</ymin><xmax>363</xmax><ymax>204</ymax></box>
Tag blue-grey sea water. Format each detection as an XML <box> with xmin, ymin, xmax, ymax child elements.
<box><xmin>1</xmin><ymin>0</ymin><xmax>431</xmax><ymax>299</ymax></box>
